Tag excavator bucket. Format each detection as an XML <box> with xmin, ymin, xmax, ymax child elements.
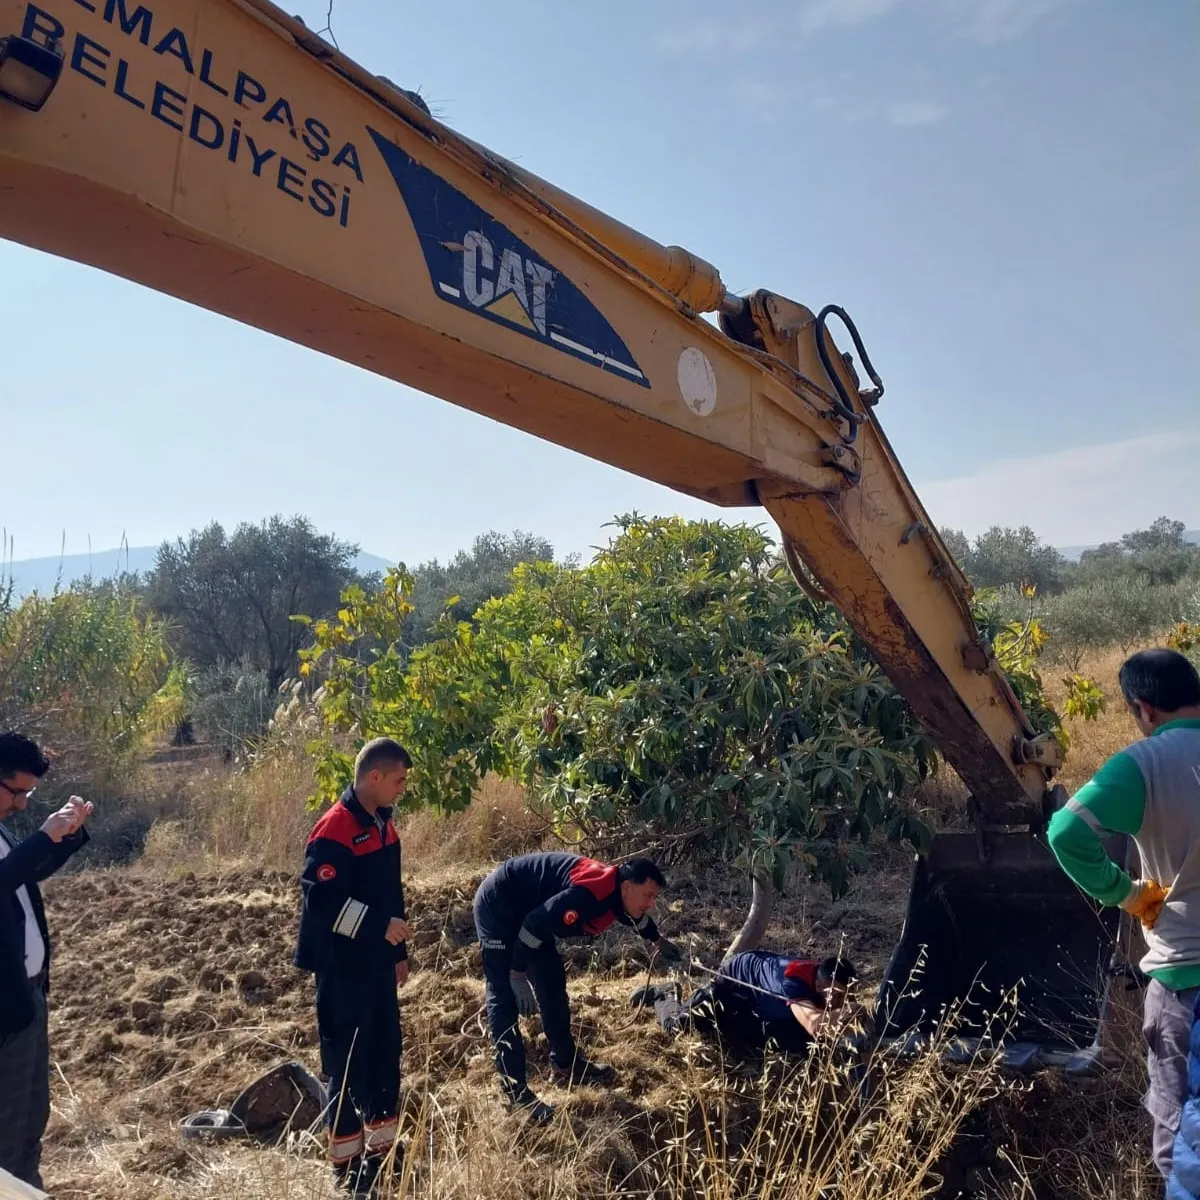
<box><xmin>873</xmin><ymin>831</ymin><xmax>1128</xmax><ymax>1073</ymax></box>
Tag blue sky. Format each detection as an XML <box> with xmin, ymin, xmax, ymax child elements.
<box><xmin>3</xmin><ymin>0</ymin><xmax>1196</xmax><ymax>566</ymax></box>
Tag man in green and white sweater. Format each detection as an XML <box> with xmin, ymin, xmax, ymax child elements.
<box><xmin>1047</xmin><ymin>647</ymin><xmax>1200</xmax><ymax>1182</ymax></box>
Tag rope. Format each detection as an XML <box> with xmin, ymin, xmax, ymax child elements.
<box><xmin>686</xmin><ymin>958</ymin><xmax>805</xmax><ymax>1004</ymax></box>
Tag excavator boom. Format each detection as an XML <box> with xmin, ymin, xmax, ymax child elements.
<box><xmin>0</xmin><ymin>0</ymin><xmax>1119</xmax><ymax>1064</ymax></box>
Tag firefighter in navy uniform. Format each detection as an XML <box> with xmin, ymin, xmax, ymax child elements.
<box><xmin>295</xmin><ymin>738</ymin><xmax>413</xmax><ymax>1197</ymax></box>
<box><xmin>473</xmin><ymin>851</ymin><xmax>682</xmax><ymax>1122</ymax></box>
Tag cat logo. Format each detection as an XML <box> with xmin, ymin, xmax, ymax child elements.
<box><xmin>460</xmin><ymin>230</ymin><xmax>555</xmax><ymax>337</ymax></box>
<box><xmin>368</xmin><ymin>129</ymin><xmax>649</xmax><ymax>387</ymax></box>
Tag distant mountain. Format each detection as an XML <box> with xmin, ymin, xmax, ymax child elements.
<box><xmin>2</xmin><ymin>546</ymin><xmax>394</xmax><ymax>598</ymax></box>
<box><xmin>6</xmin><ymin>530</ymin><xmax>1196</xmax><ymax>594</ymax></box>
<box><xmin>1057</xmin><ymin>530</ymin><xmax>1200</xmax><ymax>562</ymax></box>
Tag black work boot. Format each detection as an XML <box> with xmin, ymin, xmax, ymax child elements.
<box><xmin>367</xmin><ymin>1145</ymin><xmax>404</xmax><ymax>1192</ymax></box>
<box><xmin>549</xmin><ymin>1053</ymin><xmax>616</xmax><ymax>1087</ymax></box>
<box><xmin>354</xmin><ymin>1154</ymin><xmax>382</xmax><ymax>1198</ymax></box>
<box><xmin>333</xmin><ymin>1154</ymin><xmax>379</xmax><ymax>1198</ymax></box>
<box><xmin>507</xmin><ymin>1086</ymin><xmax>555</xmax><ymax>1124</ymax></box>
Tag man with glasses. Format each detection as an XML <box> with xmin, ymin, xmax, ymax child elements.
<box><xmin>0</xmin><ymin>731</ymin><xmax>93</xmax><ymax>1190</ymax></box>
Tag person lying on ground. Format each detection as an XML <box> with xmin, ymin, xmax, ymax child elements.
<box><xmin>630</xmin><ymin>948</ymin><xmax>858</xmax><ymax>1058</ymax></box>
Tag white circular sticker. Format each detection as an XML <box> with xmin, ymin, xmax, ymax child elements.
<box><xmin>677</xmin><ymin>347</ymin><xmax>717</xmax><ymax>417</ymax></box>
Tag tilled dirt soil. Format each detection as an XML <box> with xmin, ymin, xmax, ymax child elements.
<box><xmin>39</xmin><ymin>861</ymin><xmax>910</xmax><ymax>1200</ymax></box>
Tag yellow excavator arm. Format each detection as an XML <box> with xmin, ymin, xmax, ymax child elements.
<box><xmin>0</xmin><ymin>0</ymin><xmax>1062</xmax><ymax>830</ymax></box>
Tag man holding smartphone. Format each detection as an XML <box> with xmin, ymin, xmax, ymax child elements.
<box><xmin>0</xmin><ymin>731</ymin><xmax>93</xmax><ymax>1190</ymax></box>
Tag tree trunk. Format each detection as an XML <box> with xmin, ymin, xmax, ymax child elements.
<box><xmin>723</xmin><ymin>872</ymin><xmax>775</xmax><ymax>962</ymax></box>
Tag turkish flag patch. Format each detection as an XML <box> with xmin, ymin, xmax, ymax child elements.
<box><xmin>563</xmin><ymin>910</ymin><xmax>578</xmax><ymax>926</ymax></box>
<box><xmin>317</xmin><ymin>864</ymin><xmax>337</xmax><ymax>882</ymax></box>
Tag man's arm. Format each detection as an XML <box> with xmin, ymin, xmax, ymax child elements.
<box><xmin>510</xmin><ymin>885</ymin><xmax>597</xmax><ymax>972</ymax></box>
<box><xmin>301</xmin><ymin>837</ymin><xmax>406</xmax><ymax>948</ymax></box>
<box><xmin>0</xmin><ymin>831</ymin><xmax>60</xmax><ymax>892</ymax></box>
<box><xmin>30</xmin><ymin>826</ymin><xmax>90</xmax><ymax>883</ymax></box>
<box><xmin>1046</xmin><ymin>752</ymin><xmax>1146</xmax><ymax>907</ymax></box>
<box><xmin>617</xmin><ymin>910</ymin><xmax>685</xmax><ymax>960</ymax></box>
<box><xmin>0</xmin><ymin>798</ymin><xmax>93</xmax><ymax>890</ymax></box>
<box><xmin>788</xmin><ymin>1000</ymin><xmax>825</xmax><ymax>1037</ymax></box>
<box><xmin>624</xmin><ymin>912</ymin><xmax>661</xmax><ymax>943</ymax></box>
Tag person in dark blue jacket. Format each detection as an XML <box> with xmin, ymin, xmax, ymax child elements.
<box><xmin>632</xmin><ymin>949</ymin><xmax>857</xmax><ymax>1059</ymax></box>
<box><xmin>1169</xmin><ymin>988</ymin><xmax>1200</xmax><ymax>1200</ymax></box>
<box><xmin>295</xmin><ymin>737</ymin><xmax>412</xmax><ymax>1198</ymax></box>
<box><xmin>0</xmin><ymin>731</ymin><xmax>92</xmax><ymax>1190</ymax></box>
<box><xmin>473</xmin><ymin>851</ymin><xmax>681</xmax><ymax>1122</ymax></box>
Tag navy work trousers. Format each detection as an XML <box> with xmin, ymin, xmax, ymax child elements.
<box><xmin>315</xmin><ymin>963</ymin><xmax>401</xmax><ymax>1166</ymax></box>
<box><xmin>473</xmin><ymin>879</ymin><xmax>576</xmax><ymax>1097</ymax></box>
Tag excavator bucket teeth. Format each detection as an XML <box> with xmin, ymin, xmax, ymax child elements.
<box><xmin>873</xmin><ymin>832</ymin><xmax>1126</xmax><ymax>1073</ymax></box>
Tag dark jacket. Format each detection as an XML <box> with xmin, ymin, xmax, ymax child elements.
<box><xmin>294</xmin><ymin>788</ymin><xmax>408</xmax><ymax>976</ymax></box>
<box><xmin>477</xmin><ymin>851</ymin><xmax>660</xmax><ymax>972</ymax></box>
<box><xmin>0</xmin><ymin>824</ymin><xmax>89</xmax><ymax>1034</ymax></box>
<box><xmin>715</xmin><ymin>951</ymin><xmax>823</xmax><ymax>1024</ymax></box>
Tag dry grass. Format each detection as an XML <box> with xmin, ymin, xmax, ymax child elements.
<box><xmin>39</xmin><ymin>834</ymin><xmax>1154</xmax><ymax>1200</ymax></box>
<box><xmin>139</xmin><ymin>738</ymin><xmax>548</xmax><ymax>882</ymax></box>
<box><xmin>42</xmin><ymin>853</ymin><xmax>1089</xmax><ymax>1200</ymax></box>
<box><xmin>397</xmin><ymin>774</ymin><xmax>550</xmax><ymax>879</ymax></box>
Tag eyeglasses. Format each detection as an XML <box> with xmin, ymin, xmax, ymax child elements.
<box><xmin>0</xmin><ymin>781</ymin><xmax>35</xmax><ymax>800</ymax></box>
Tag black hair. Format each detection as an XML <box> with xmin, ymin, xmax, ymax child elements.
<box><xmin>817</xmin><ymin>955</ymin><xmax>858</xmax><ymax>986</ymax></box>
<box><xmin>354</xmin><ymin>737</ymin><xmax>413</xmax><ymax>780</ymax></box>
<box><xmin>1118</xmin><ymin>648</ymin><xmax>1200</xmax><ymax>714</ymax></box>
<box><xmin>618</xmin><ymin>858</ymin><xmax>667</xmax><ymax>888</ymax></box>
<box><xmin>0</xmin><ymin>732</ymin><xmax>51</xmax><ymax>780</ymax></box>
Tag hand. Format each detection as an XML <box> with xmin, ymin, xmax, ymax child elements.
<box><xmin>1121</xmin><ymin>879</ymin><xmax>1169</xmax><ymax>930</ymax></box>
<box><xmin>396</xmin><ymin>960</ymin><xmax>409</xmax><ymax>987</ymax></box>
<box><xmin>64</xmin><ymin>796</ymin><xmax>93</xmax><ymax>832</ymax></box>
<box><xmin>41</xmin><ymin>798</ymin><xmax>93</xmax><ymax>843</ymax></box>
<box><xmin>510</xmin><ymin>971</ymin><xmax>538</xmax><ymax>1016</ymax></box>
<box><xmin>653</xmin><ymin>937</ymin><xmax>683</xmax><ymax>964</ymax></box>
<box><xmin>385</xmin><ymin>917</ymin><xmax>412</xmax><ymax>945</ymax></box>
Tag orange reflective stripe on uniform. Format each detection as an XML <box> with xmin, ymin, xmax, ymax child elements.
<box><xmin>329</xmin><ymin>1130</ymin><xmax>364</xmax><ymax>1164</ymax></box>
<box><xmin>364</xmin><ymin>1117</ymin><xmax>399</xmax><ymax>1151</ymax></box>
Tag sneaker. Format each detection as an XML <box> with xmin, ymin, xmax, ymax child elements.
<box><xmin>550</xmin><ymin>1055</ymin><xmax>616</xmax><ymax>1087</ymax></box>
<box><xmin>629</xmin><ymin>981</ymin><xmax>681</xmax><ymax>1008</ymax></box>
<box><xmin>507</xmin><ymin>1087</ymin><xmax>555</xmax><ymax>1124</ymax></box>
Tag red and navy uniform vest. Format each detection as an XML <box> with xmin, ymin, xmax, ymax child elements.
<box><xmin>718</xmin><ymin>951</ymin><xmax>823</xmax><ymax>1024</ymax></box>
<box><xmin>484</xmin><ymin>851</ymin><xmax>660</xmax><ymax>972</ymax></box>
<box><xmin>294</xmin><ymin>787</ymin><xmax>407</xmax><ymax>974</ymax></box>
